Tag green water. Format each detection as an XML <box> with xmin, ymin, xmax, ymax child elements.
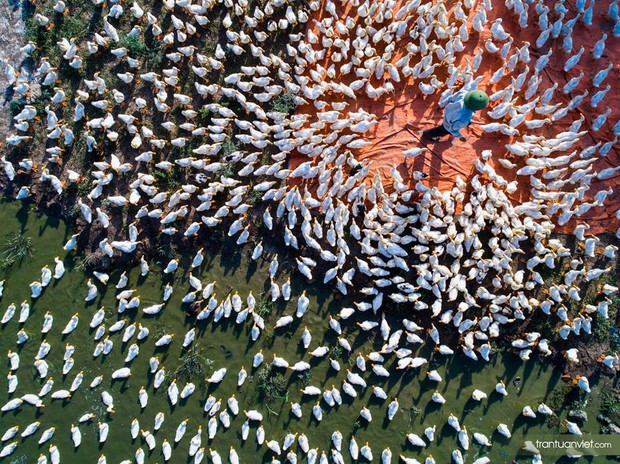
<box><xmin>0</xmin><ymin>201</ymin><xmax>607</xmax><ymax>463</ymax></box>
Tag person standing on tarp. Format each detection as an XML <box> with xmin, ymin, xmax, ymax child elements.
<box><xmin>422</xmin><ymin>90</ymin><xmax>489</xmax><ymax>142</ymax></box>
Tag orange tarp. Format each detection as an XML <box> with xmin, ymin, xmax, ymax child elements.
<box><xmin>290</xmin><ymin>0</ymin><xmax>620</xmax><ymax>235</ymax></box>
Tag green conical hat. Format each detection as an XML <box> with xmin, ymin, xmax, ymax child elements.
<box><xmin>463</xmin><ymin>90</ymin><xmax>489</xmax><ymax>111</ymax></box>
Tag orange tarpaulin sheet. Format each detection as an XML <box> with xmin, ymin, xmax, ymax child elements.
<box><xmin>290</xmin><ymin>0</ymin><xmax>620</xmax><ymax>235</ymax></box>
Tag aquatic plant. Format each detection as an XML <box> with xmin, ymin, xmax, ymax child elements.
<box><xmin>405</xmin><ymin>406</ymin><xmax>423</xmax><ymax>426</ymax></box>
<box><xmin>173</xmin><ymin>346</ymin><xmax>213</xmax><ymax>383</ymax></box>
<box><xmin>255</xmin><ymin>364</ymin><xmax>288</xmax><ymax>401</ymax></box>
<box><xmin>1</xmin><ymin>233</ymin><xmax>34</xmax><ymax>270</ymax></box>
<box><xmin>153</xmin><ymin>323</ymin><xmax>172</xmax><ymax>341</ymax></box>
<box><xmin>295</xmin><ymin>370</ymin><xmax>311</xmax><ymax>389</ymax></box>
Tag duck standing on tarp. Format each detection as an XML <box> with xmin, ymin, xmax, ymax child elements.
<box><xmin>422</xmin><ymin>90</ymin><xmax>489</xmax><ymax>142</ymax></box>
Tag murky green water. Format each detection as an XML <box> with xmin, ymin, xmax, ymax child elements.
<box><xmin>0</xmin><ymin>200</ymin><xmax>607</xmax><ymax>463</ymax></box>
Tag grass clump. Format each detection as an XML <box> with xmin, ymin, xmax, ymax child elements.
<box><xmin>144</xmin><ymin>39</ymin><xmax>163</xmax><ymax>67</ymax></box>
<box><xmin>33</xmin><ymin>88</ymin><xmax>53</xmax><ymax>114</ymax></box>
<box><xmin>405</xmin><ymin>405</ymin><xmax>423</xmax><ymax>426</ymax></box>
<box><xmin>594</xmin><ymin>309</ymin><xmax>616</xmax><ymax>343</ymax></box>
<box><xmin>173</xmin><ymin>346</ymin><xmax>213</xmax><ymax>383</ymax></box>
<box><xmin>119</xmin><ymin>34</ymin><xmax>147</xmax><ymax>55</ymax></box>
<box><xmin>332</xmin><ymin>345</ymin><xmax>343</xmax><ymax>357</ymax></box>
<box><xmin>153</xmin><ymin>168</ymin><xmax>181</xmax><ymax>192</ymax></box>
<box><xmin>1</xmin><ymin>233</ymin><xmax>34</xmax><ymax>270</ymax></box>
<box><xmin>68</xmin><ymin>204</ymin><xmax>81</xmax><ymax>219</ymax></box>
<box><xmin>76</xmin><ymin>179</ymin><xmax>92</xmax><ymax>196</ymax></box>
<box><xmin>58</xmin><ymin>14</ymin><xmax>90</xmax><ymax>42</ymax></box>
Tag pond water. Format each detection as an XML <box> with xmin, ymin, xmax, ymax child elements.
<box><xmin>0</xmin><ymin>200</ymin><xmax>608</xmax><ymax>463</ymax></box>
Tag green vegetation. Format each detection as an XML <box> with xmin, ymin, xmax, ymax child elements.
<box><xmin>173</xmin><ymin>346</ymin><xmax>214</xmax><ymax>383</ymax></box>
<box><xmin>591</xmin><ymin>274</ymin><xmax>619</xmax><ymax>344</ymax></box>
<box><xmin>152</xmin><ymin>323</ymin><xmax>171</xmax><ymax>340</ymax></box>
<box><xmin>25</xmin><ymin>5</ymin><xmax>91</xmax><ymax>63</ymax></box>
<box><xmin>143</xmin><ymin>38</ymin><xmax>164</xmax><ymax>68</ymax></box>
<box><xmin>219</xmin><ymin>164</ymin><xmax>235</xmax><ymax>179</ymax></box>
<box><xmin>198</xmin><ymin>106</ymin><xmax>212</xmax><ymax>122</ymax></box>
<box><xmin>247</xmin><ymin>190</ymin><xmax>263</xmax><ymax>206</ymax></box>
<box><xmin>331</xmin><ymin>344</ymin><xmax>344</xmax><ymax>359</ymax></box>
<box><xmin>270</xmin><ymin>92</ymin><xmax>296</xmax><ymax>115</ymax></box>
<box><xmin>544</xmin><ymin>382</ymin><xmax>580</xmax><ymax>427</ymax></box>
<box><xmin>405</xmin><ymin>405</ymin><xmax>423</xmax><ymax>426</ymax></box>
<box><xmin>221</xmin><ymin>139</ymin><xmax>238</xmax><ymax>157</ymax></box>
<box><xmin>32</xmin><ymin>88</ymin><xmax>53</xmax><ymax>115</ymax></box>
<box><xmin>262</xmin><ymin>328</ymin><xmax>275</xmax><ymax>347</ymax></box>
<box><xmin>155</xmin><ymin>238</ymin><xmax>178</xmax><ymax>262</ymax></box>
<box><xmin>295</xmin><ymin>370</ymin><xmax>311</xmax><ymax>388</ymax></box>
<box><xmin>601</xmin><ymin>392</ymin><xmax>620</xmax><ymax>416</ymax></box>
<box><xmin>119</xmin><ymin>34</ymin><xmax>148</xmax><ymax>56</ymax></box>
<box><xmin>68</xmin><ymin>204</ymin><xmax>81</xmax><ymax>219</ymax></box>
<box><xmin>9</xmin><ymin>98</ymin><xmax>24</xmax><ymax>116</ymax></box>
<box><xmin>75</xmin><ymin>253</ymin><xmax>101</xmax><ymax>271</ymax></box>
<box><xmin>76</xmin><ymin>179</ymin><xmax>92</xmax><ymax>197</ymax></box>
<box><xmin>58</xmin><ymin>14</ymin><xmax>90</xmax><ymax>43</ymax></box>
<box><xmin>255</xmin><ymin>298</ymin><xmax>274</xmax><ymax>318</ymax></box>
<box><xmin>24</xmin><ymin>16</ymin><xmax>40</xmax><ymax>46</ymax></box>
<box><xmin>255</xmin><ymin>364</ymin><xmax>288</xmax><ymax>401</ymax></box>
<box><xmin>547</xmin><ymin>383</ymin><xmax>578</xmax><ymax>413</ymax></box>
<box><xmin>153</xmin><ymin>168</ymin><xmax>181</xmax><ymax>192</ymax></box>
<box><xmin>594</xmin><ymin>309</ymin><xmax>617</xmax><ymax>343</ymax></box>
<box><xmin>1</xmin><ymin>233</ymin><xmax>34</xmax><ymax>270</ymax></box>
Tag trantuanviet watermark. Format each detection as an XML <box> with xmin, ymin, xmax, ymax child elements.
<box><xmin>519</xmin><ymin>435</ymin><xmax>620</xmax><ymax>457</ymax></box>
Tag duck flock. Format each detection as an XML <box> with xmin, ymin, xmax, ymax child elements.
<box><xmin>0</xmin><ymin>0</ymin><xmax>620</xmax><ymax>462</ymax></box>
